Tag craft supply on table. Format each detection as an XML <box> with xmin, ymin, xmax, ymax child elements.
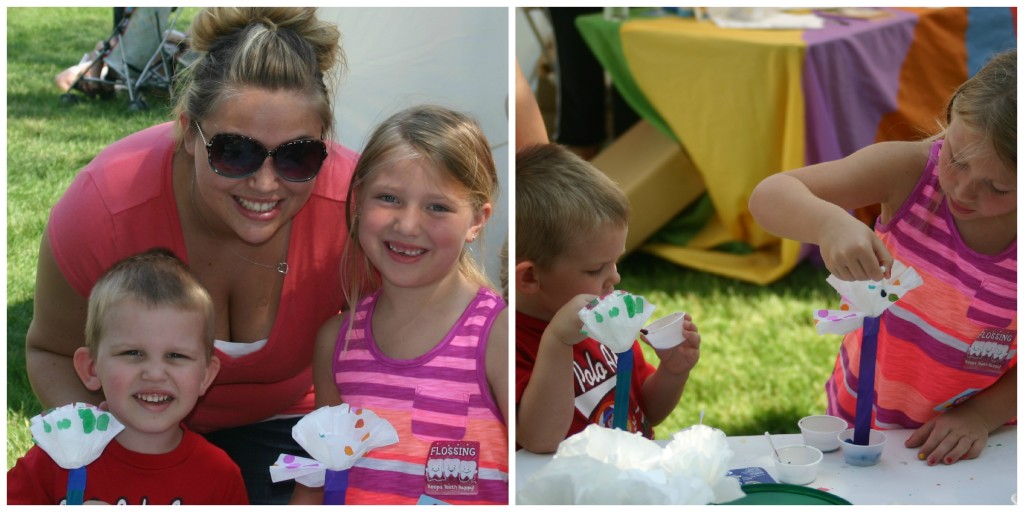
<box><xmin>516</xmin><ymin>423</ymin><xmax>744</xmax><ymax>505</ymax></box>
<box><xmin>838</xmin><ymin>428</ymin><xmax>887</xmax><ymax>467</ymax></box>
<box><xmin>726</xmin><ymin>466</ymin><xmax>776</xmax><ymax>485</ymax></box>
<box><xmin>773</xmin><ymin>445</ymin><xmax>823</xmax><ymax>485</ymax></box>
<box><xmin>706</xmin><ymin>7</ymin><xmax>825</xmax><ymax>30</ymax></box>
<box><xmin>578</xmin><ymin>290</ymin><xmax>656</xmax><ymax>430</ymax></box>
<box><xmin>724</xmin><ymin>483</ymin><xmax>851</xmax><ymax>505</ymax></box>
<box><xmin>798</xmin><ymin>415</ymin><xmax>848</xmax><ymax>453</ymax></box>
<box><xmin>764</xmin><ymin>431</ymin><xmax>781</xmax><ymax>462</ymax></box>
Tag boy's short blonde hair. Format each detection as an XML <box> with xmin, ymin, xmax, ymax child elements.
<box><xmin>85</xmin><ymin>248</ymin><xmax>216</xmax><ymax>359</ymax></box>
<box><xmin>516</xmin><ymin>144</ymin><xmax>630</xmax><ymax>270</ymax></box>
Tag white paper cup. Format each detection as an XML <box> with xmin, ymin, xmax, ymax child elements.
<box><xmin>798</xmin><ymin>415</ymin><xmax>848</xmax><ymax>453</ymax></box>
<box><xmin>643</xmin><ymin>312</ymin><xmax>686</xmax><ymax>349</ymax></box>
<box><xmin>774</xmin><ymin>445</ymin><xmax>823</xmax><ymax>485</ymax></box>
<box><xmin>838</xmin><ymin>428</ymin><xmax>887</xmax><ymax>467</ymax></box>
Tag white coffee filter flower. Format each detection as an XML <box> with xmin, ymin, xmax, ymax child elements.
<box><xmin>517</xmin><ymin>424</ymin><xmax>744</xmax><ymax>505</ymax></box>
<box><xmin>291</xmin><ymin>404</ymin><xmax>399</xmax><ymax>471</ymax></box>
<box><xmin>269</xmin><ymin>454</ymin><xmax>327</xmax><ymax>487</ymax></box>
<box><xmin>30</xmin><ymin>403</ymin><xmax>124</xmax><ymax>469</ymax></box>
<box><xmin>663</xmin><ymin>425</ymin><xmax>743</xmax><ymax>503</ymax></box>
<box><xmin>555</xmin><ymin>423</ymin><xmax>662</xmax><ymax>469</ymax></box>
<box><xmin>814</xmin><ymin>259</ymin><xmax>923</xmax><ymax>335</ymax></box>
<box><xmin>579</xmin><ymin>291</ymin><xmax>657</xmax><ymax>352</ymax></box>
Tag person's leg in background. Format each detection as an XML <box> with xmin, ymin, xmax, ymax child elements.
<box><xmin>548</xmin><ymin>7</ymin><xmax>606</xmax><ymax>160</ymax></box>
<box><xmin>547</xmin><ymin>7</ymin><xmax>639</xmax><ymax>160</ymax></box>
<box><xmin>611</xmin><ymin>81</ymin><xmax>640</xmax><ymax>140</ymax></box>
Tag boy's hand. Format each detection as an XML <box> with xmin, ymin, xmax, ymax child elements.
<box><xmin>548</xmin><ymin>294</ymin><xmax>598</xmax><ymax>347</ymax></box>
<box><xmin>818</xmin><ymin>215</ymin><xmax>893</xmax><ymax>281</ymax></box>
<box><xmin>905</xmin><ymin>408</ymin><xmax>989</xmax><ymax>466</ymax></box>
<box><xmin>649</xmin><ymin>313</ymin><xmax>700</xmax><ymax>376</ymax></box>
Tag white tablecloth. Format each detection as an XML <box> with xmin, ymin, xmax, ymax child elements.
<box><xmin>515</xmin><ymin>426</ymin><xmax>1016</xmax><ymax>505</ymax></box>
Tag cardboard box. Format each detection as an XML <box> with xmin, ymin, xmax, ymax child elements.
<box><xmin>591</xmin><ymin>120</ymin><xmax>705</xmax><ymax>254</ymax></box>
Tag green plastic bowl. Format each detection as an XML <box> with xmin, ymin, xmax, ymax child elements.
<box><xmin>725</xmin><ymin>483</ymin><xmax>852</xmax><ymax>505</ymax></box>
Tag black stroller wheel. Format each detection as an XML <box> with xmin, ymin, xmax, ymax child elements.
<box><xmin>60</xmin><ymin>93</ymin><xmax>80</xmax><ymax>106</ymax></box>
<box><xmin>129</xmin><ymin>99</ymin><xmax>148</xmax><ymax>111</ymax></box>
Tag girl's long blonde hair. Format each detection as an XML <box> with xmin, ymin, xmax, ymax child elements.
<box><xmin>943</xmin><ymin>48</ymin><xmax>1016</xmax><ymax>171</ymax></box>
<box><xmin>917</xmin><ymin>49</ymin><xmax>1017</xmax><ymax>228</ymax></box>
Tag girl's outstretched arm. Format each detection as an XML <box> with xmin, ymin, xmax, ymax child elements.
<box><xmin>313</xmin><ymin>314</ymin><xmax>345</xmax><ymax>407</ymax></box>
<box><xmin>749</xmin><ymin>141</ymin><xmax>928</xmax><ymax>281</ymax></box>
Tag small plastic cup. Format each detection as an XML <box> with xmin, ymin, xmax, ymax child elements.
<box><xmin>798</xmin><ymin>415</ymin><xmax>848</xmax><ymax>453</ymax></box>
<box><xmin>643</xmin><ymin>312</ymin><xmax>686</xmax><ymax>349</ymax></box>
<box><xmin>774</xmin><ymin>445</ymin><xmax>823</xmax><ymax>485</ymax></box>
<box><xmin>838</xmin><ymin>428</ymin><xmax>887</xmax><ymax>467</ymax></box>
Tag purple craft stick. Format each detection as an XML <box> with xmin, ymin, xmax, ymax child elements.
<box><xmin>854</xmin><ymin>316</ymin><xmax>881</xmax><ymax>445</ymax></box>
<box><xmin>613</xmin><ymin>348</ymin><xmax>634</xmax><ymax>431</ymax></box>
<box><xmin>323</xmin><ymin>468</ymin><xmax>349</xmax><ymax>504</ymax></box>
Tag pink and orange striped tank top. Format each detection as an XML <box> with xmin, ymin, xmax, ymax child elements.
<box><xmin>332</xmin><ymin>287</ymin><xmax>508</xmax><ymax>505</ymax></box>
<box><xmin>826</xmin><ymin>140</ymin><xmax>1017</xmax><ymax>429</ymax></box>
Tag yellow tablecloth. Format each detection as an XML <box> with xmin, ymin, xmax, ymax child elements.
<box><xmin>622</xmin><ymin>17</ymin><xmax>806</xmax><ymax>283</ymax></box>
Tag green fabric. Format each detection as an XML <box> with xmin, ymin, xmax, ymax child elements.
<box><xmin>575</xmin><ymin>13</ymin><xmax>676</xmax><ymax>141</ymax></box>
<box><xmin>647</xmin><ymin>194</ymin><xmax>713</xmax><ymax>247</ymax></box>
<box><xmin>647</xmin><ymin>195</ymin><xmax>754</xmax><ymax>255</ymax></box>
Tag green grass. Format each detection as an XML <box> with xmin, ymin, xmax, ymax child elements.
<box><xmin>7</xmin><ymin>7</ymin><xmax>199</xmax><ymax>469</ymax></box>
<box><xmin>618</xmin><ymin>252</ymin><xmax>836</xmax><ymax>439</ymax></box>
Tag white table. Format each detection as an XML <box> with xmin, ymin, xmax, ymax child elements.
<box><xmin>515</xmin><ymin>426</ymin><xmax>1016</xmax><ymax>505</ymax></box>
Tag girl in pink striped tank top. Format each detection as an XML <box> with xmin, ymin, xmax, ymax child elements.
<box><xmin>750</xmin><ymin>50</ymin><xmax>1015</xmax><ymax>468</ymax></box>
<box><xmin>291</xmin><ymin>106</ymin><xmax>508</xmax><ymax>505</ymax></box>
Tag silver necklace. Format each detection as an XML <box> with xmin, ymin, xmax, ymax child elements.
<box><xmin>189</xmin><ymin>176</ymin><xmax>289</xmax><ymax>275</ymax></box>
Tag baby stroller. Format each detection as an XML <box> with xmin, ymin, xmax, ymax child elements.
<box><xmin>58</xmin><ymin>7</ymin><xmax>189</xmax><ymax>111</ymax></box>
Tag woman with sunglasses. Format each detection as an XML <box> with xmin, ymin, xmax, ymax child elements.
<box><xmin>26</xmin><ymin>8</ymin><xmax>356</xmax><ymax>504</ymax></box>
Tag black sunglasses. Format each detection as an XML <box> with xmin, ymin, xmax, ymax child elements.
<box><xmin>194</xmin><ymin>121</ymin><xmax>328</xmax><ymax>182</ymax></box>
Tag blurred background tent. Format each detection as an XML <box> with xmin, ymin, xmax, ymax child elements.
<box><xmin>321</xmin><ymin>7</ymin><xmax>509</xmax><ymax>289</ymax></box>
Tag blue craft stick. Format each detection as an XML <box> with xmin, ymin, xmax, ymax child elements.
<box><xmin>854</xmin><ymin>316</ymin><xmax>881</xmax><ymax>445</ymax></box>
<box><xmin>66</xmin><ymin>466</ymin><xmax>86</xmax><ymax>505</ymax></box>
<box><xmin>613</xmin><ymin>348</ymin><xmax>634</xmax><ymax>431</ymax></box>
<box><xmin>323</xmin><ymin>468</ymin><xmax>349</xmax><ymax>504</ymax></box>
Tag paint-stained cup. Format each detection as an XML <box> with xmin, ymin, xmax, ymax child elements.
<box><xmin>774</xmin><ymin>445</ymin><xmax>823</xmax><ymax>485</ymax></box>
<box><xmin>838</xmin><ymin>428</ymin><xmax>886</xmax><ymax>467</ymax></box>
<box><xmin>643</xmin><ymin>312</ymin><xmax>686</xmax><ymax>349</ymax></box>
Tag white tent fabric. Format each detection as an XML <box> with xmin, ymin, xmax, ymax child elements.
<box><xmin>320</xmin><ymin>7</ymin><xmax>509</xmax><ymax>291</ymax></box>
